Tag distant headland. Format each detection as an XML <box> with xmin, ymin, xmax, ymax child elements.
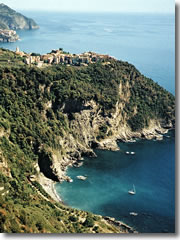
<box><xmin>0</xmin><ymin>3</ymin><xmax>39</xmax><ymax>42</ymax></box>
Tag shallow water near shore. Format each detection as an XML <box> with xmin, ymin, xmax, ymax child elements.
<box><xmin>55</xmin><ymin>131</ymin><xmax>175</xmax><ymax>233</ymax></box>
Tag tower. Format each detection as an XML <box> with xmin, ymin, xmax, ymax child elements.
<box><xmin>16</xmin><ymin>46</ymin><xmax>20</xmax><ymax>53</ymax></box>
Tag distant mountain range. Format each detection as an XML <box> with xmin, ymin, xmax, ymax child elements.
<box><xmin>0</xmin><ymin>3</ymin><xmax>39</xmax><ymax>30</ymax></box>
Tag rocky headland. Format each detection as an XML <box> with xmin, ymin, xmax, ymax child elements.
<box><xmin>0</xmin><ymin>3</ymin><xmax>39</xmax><ymax>42</ymax></box>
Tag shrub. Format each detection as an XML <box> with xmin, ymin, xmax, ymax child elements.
<box><xmin>83</xmin><ymin>216</ymin><xmax>94</xmax><ymax>228</ymax></box>
<box><xmin>69</xmin><ymin>215</ymin><xmax>78</xmax><ymax>222</ymax></box>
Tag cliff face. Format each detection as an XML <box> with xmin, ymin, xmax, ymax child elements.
<box><xmin>49</xmin><ymin>99</ymin><xmax>172</xmax><ymax>182</ymax></box>
<box><xmin>0</xmin><ymin>3</ymin><xmax>39</xmax><ymax>30</ymax></box>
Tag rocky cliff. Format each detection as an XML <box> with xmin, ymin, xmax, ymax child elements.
<box><xmin>0</xmin><ymin>3</ymin><xmax>39</xmax><ymax>30</ymax></box>
<box><xmin>47</xmin><ymin>99</ymin><xmax>173</xmax><ymax>182</ymax></box>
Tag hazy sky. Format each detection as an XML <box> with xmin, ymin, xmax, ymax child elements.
<box><xmin>1</xmin><ymin>0</ymin><xmax>175</xmax><ymax>13</ymax></box>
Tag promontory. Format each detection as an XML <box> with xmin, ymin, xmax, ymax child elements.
<box><xmin>0</xmin><ymin>48</ymin><xmax>175</xmax><ymax>233</ymax></box>
<box><xmin>0</xmin><ymin>3</ymin><xmax>39</xmax><ymax>42</ymax></box>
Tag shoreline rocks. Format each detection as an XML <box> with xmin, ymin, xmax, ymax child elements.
<box><xmin>73</xmin><ymin>161</ymin><xmax>83</xmax><ymax>168</ymax></box>
<box><xmin>48</xmin><ymin>100</ymin><xmax>173</xmax><ymax>184</ymax></box>
<box><xmin>104</xmin><ymin>216</ymin><xmax>137</xmax><ymax>233</ymax></box>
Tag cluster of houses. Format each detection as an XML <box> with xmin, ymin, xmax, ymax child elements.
<box><xmin>0</xmin><ymin>29</ymin><xmax>19</xmax><ymax>42</ymax></box>
<box><xmin>15</xmin><ymin>47</ymin><xmax>114</xmax><ymax>67</ymax></box>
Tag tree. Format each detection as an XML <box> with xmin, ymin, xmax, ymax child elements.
<box><xmin>83</xmin><ymin>216</ymin><xmax>94</xmax><ymax>228</ymax></box>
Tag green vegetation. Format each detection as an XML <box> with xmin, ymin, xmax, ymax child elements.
<box><xmin>31</xmin><ymin>53</ymin><xmax>41</xmax><ymax>57</ymax></box>
<box><xmin>83</xmin><ymin>214</ymin><xmax>95</xmax><ymax>227</ymax></box>
<box><xmin>0</xmin><ymin>48</ymin><xmax>175</xmax><ymax>233</ymax></box>
<box><xmin>0</xmin><ymin>48</ymin><xmax>25</xmax><ymax>66</ymax></box>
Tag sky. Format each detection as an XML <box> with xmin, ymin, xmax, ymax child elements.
<box><xmin>0</xmin><ymin>0</ymin><xmax>175</xmax><ymax>13</ymax></box>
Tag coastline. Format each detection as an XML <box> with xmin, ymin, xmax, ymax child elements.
<box><xmin>52</xmin><ymin>182</ymin><xmax>64</xmax><ymax>203</ymax></box>
<box><xmin>49</xmin><ymin>119</ymin><xmax>173</xmax><ymax>184</ymax></box>
<box><xmin>37</xmin><ymin>129</ymin><xmax>173</xmax><ymax>233</ymax></box>
<box><xmin>38</xmin><ymin>172</ymin><xmax>137</xmax><ymax>233</ymax></box>
<box><xmin>36</xmin><ymin>171</ymin><xmax>137</xmax><ymax>233</ymax></box>
<box><xmin>37</xmin><ymin>127</ymin><xmax>173</xmax><ymax>202</ymax></box>
<box><xmin>36</xmin><ymin>172</ymin><xmax>63</xmax><ymax>203</ymax></box>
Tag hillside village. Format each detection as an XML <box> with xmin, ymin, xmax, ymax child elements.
<box><xmin>15</xmin><ymin>47</ymin><xmax>115</xmax><ymax>67</ymax></box>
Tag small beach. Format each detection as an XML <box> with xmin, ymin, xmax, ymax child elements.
<box><xmin>37</xmin><ymin>173</ymin><xmax>62</xmax><ymax>202</ymax></box>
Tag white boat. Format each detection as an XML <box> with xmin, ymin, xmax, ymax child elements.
<box><xmin>130</xmin><ymin>212</ymin><xmax>138</xmax><ymax>216</ymax></box>
<box><xmin>127</xmin><ymin>139</ymin><xmax>136</xmax><ymax>143</ymax></box>
<box><xmin>77</xmin><ymin>175</ymin><xmax>87</xmax><ymax>181</ymax></box>
<box><xmin>128</xmin><ymin>184</ymin><xmax>136</xmax><ymax>195</ymax></box>
<box><xmin>126</xmin><ymin>151</ymin><xmax>135</xmax><ymax>155</ymax></box>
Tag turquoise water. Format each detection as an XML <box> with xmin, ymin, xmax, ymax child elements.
<box><xmin>56</xmin><ymin>131</ymin><xmax>175</xmax><ymax>233</ymax></box>
<box><xmin>0</xmin><ymin>11</ymin><xmax>175</xmax><ymax>232</ymax></box>
<box><xmin>0</xmin><ymin>12</ymin><xmax>175</xmax><ymax>94</ymax></box>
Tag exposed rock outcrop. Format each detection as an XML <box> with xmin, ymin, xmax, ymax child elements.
<box><xmin>0</xmin><ymin>4</ymin><xmax>39</xmax><ymax>30</ymax></box>
<box><xmin>42</xmin><ymin>99</ymin><xmax>173</xmax><ymax>182</ymax></box>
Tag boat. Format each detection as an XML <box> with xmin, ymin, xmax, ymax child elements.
<box><xmin>126</xmin><ymin>151</ymin><xmax>135</xmax><ymax>155</ymax></box>
<box><xmin>77</xmin><ymin>175</ymin><xmax>87</xmax><ymax>181</ymax></box>
<box><xmin>126</xmin><ymin>139</ymin><xmax>136</xmax><ymax>143</ymax></box>
<box><xmin>128</xmin><ymin>184</ymin><xmax>136</xmax><ymax>195</ymax></box>
<box><xmin>129</xmin><ymin>212</ymin><xmax>138</xmax><ymax>216</ymax></box>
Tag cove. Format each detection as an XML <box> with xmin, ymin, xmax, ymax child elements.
<box><xmin>55</xmin><ymin>130</ymin><xmax>175</xmax><ymax>233</ymax></box>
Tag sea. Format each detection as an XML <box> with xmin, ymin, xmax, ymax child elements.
<box><xmin>57</xmin><ymin>131</ymin><xmax>175</xmax><ymax>233</ymax></box>
<box><xmin>0</xmin><ymin>11</ymin><xmax>175</xmax><ymax>233</ymax></box>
